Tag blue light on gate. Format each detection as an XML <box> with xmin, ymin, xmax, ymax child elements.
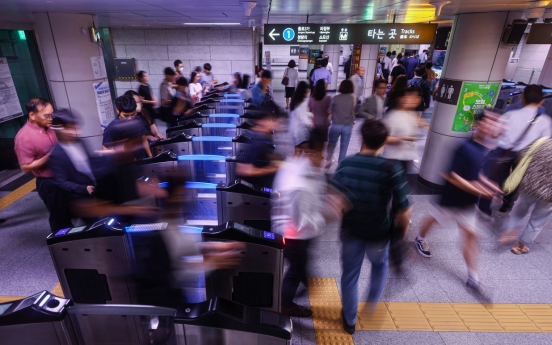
<box><xmin>283</xmin><ymin>28</ymin><xmax>295</xmax><ymax>41</ymax></box>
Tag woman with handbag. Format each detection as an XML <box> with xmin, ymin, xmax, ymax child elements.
<box><xmin>283</xmin><ymin>60</ymin><xmax>299</xmax><ymax>109</ymax></box>
<box><xmin>289</xmin><ymin>81</ymin><xmax>313</xmax><ymax>157</ymax></box>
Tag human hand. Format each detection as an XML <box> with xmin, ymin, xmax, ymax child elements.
<box><xmin>86</xmin><ymin>186</ymin><xmax>95</xmax><ymax>195</ymax></box>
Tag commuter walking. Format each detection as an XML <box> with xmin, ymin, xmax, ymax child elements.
<box><xmin>389</xmin><ymin>58</ymin><xmax>405</xmax><ymax>85</ymax></box>
<box><xmin>419</xmin><ymin>49</ymin><xmax>428</xmax><ymax>64</ymax></box>
<box><xmin>324</xmin><ymin>55</ymin><xmax>334</xmax><ymax>75</ymax></box>
<box><xmin>311</xmin><ymin>59</ymin><xmax>331</xmax><ymax>87</ymax></box>
<box><xmin>14</xmin><ymin>98</ymin><xmax>67</xmax><ymax>232</ymax></box>
<box><xmin>358</xmin><ymin>80</ymin><xmax>387</xmax><ymax>120</ymax></box>
<box><xmin>332</xmin><ymin>119</ymin><xmax>411</xmax><ymax>334</ymax></box>
<box><xmin>381</xmin><ymin>52</ymin><xmax>392</xmax><ymax>81</ymax></box>
<box><xmin>404</xmin><ymin>52</ymin><xmax>419</xmax><ymax>80</ymax></box>
<box><xmin>137</xmin><ymin>71</ymin><xmax>158</xmax><ymax>119</ymax></box>
<box><xmin>283</xmin><ymin>59</ymin><xmax>299</xmax><ymax>109</ymax></box>
<box><xmin>174</xmin><ymin>60</ymin><xmax>184</xmax><ymax>80</ymax></box>
<box><xmin>271</xmin><ymin>145</ymin><xmax>327</xmax><ymax>317</ymax></box>
<box><xmin>200</xmin><ymin>63</ymin><xmax>218</xmax><ymax>91</ymax></box>
<box><xmin>125</xmin><ymin>90</ymin><xmax>163</xmax><ymax>141</ymax></box>
<box><xmin>385</xmin><ymin>75</ymin><xmax>408</xmax><ymax>112</ymax></box>
<box><xmin>390</xmin><ymin>52</ymin><xmax>402</xmax><ymax>72</ymax></box>
<box><xmin>350</xmin><ymin>67</ymin><xmax>365</xmax><ymax>103</ymax></box>
<box><xmin>308</xmin><ymin>79</ymin><xmax>332</xmax><ymax>152</ymax></box>
<box><xmin>344</xmin><ymin>55</ymin><xmax>352</xmax><ymax>79</ymax></box>
<box><xmin>159</xmin><ymin>67</ymin><xmax>176</xmax><ymax>123</ymax></box>
<box><xmin>252</xmin><ymin>70</ymin><xmax>273</xmax><ymax>108</ymax></box>
<box><xmin>425</xmin><ymin>62</ymin><xmax>437</xmax><ymax>94</ymax></box>
<box><xmin>289</xmin><ymin>81</ymin><xmax>313</xmax><ymax>157</ymax></box>
<box><xmin>326</xmin><ymin>80</ymin><xmax>356</xmax><ymax>167</ymax></box>
<box><xmin>189</xmin><ymin>71</ymin><xmax>205</xmax><ymax>104</ymax></box>
<box><xmin>479</xmin><ymin>85</ymin><xmax>551</xmax><ymax>215</ymax></box>
<box><xmin>407</xmin><ymin>68</ymin><xmax>431</xmax><ymax>111</ymax></box>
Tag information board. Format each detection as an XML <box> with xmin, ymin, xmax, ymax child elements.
<box><xmin>526</xmin><ymin>24</ymin><xmax>552</xmax><ymax>44</ymax></box>
<box><xmin>93</xmin><ymin>81</ymin><xmax>115</xmax><ymax>129</ymax></box>
<box><xmin>452</xmin><ymin>81</ymin><xmax>501</xmax><ymax>133</ymax></box>
<box><xmin>0</xmin><ymin>57</ymin><xmax>23</xmax><ymax>123</ymax></box>
<box><xmin>264</xmin><ymin>23</ymin><xmax>437</xmax><ymax>45</ymax></box>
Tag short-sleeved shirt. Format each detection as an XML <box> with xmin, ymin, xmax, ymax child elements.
<box><xmin>330</xmin><ymin>94</ymin><xmax>356</xmax><ymax>125</ymax></box>
<box><xmin>102</xmin><ymin>118</ymin><xmax>148</xmax><ymax>160</ymax></box>
<box><xmin>14</xmin><ymin>121</ymin><xmax>58</xmax><ymax>178</ymax></box>
<box><xmin>390</xmin><ymin>65</ymin><xmax>406</xmax><ymax>81</ymax></box>
<box><xmin>159</xmin><ymin>80</ymin><xmax>175</xmax><ymax>107</ymax></box>
<box><xmin>236</xmin><ymin>130</ymin><xmax>275</xmax><ymax>188</ymax></box>
<box><xmin>439</xmin><ymin>139</ymin><xmax>488</xmax><ymax>209</ymax></box>
<box><xmin>332</xmin><ymin>154</ymin><xmax>410</xmax><ymax>241</ymax></box>
<box><xmin>311</xmin><ymin>67</ymin><xmax>332</xmax><ymax>86</ymax></box>
<box><xmin>382</xmin><ymin>110</ymin><xmax>418</xmax><ymax>161</ymax></box>
<box><xmin>138</xmin><ymin>83</ymin><xmax>154</xmax><ymax>112</ymax></box>
<box><xmin>200</xmin><ymin>72</ymin><xmax>215</xmax><ymax>86</ymax></box>
<box><xmin>308</xmin><ymin>96</ymin><xmax>332</xmax><ymax>128</ymax></box>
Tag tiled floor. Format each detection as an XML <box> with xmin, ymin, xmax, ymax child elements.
<box><xmin>3</xmin><ymin>104</ymin><xmax>552</xmax><ymax>343</ymax></box>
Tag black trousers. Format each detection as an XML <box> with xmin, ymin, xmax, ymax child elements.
<box><xmin>282</xmin><ymin>238</ymin><xmax>311</xmax><ymax>308</ymax></box>
<box><xmin>36</xmin><ymin>177</ymin><xmax>72</xmax><ymax>232</ymax></box>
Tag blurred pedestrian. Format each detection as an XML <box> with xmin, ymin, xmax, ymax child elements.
<box><xmin>332</xmin><ymin>119</ymin><xmax>411</xmax><ymax>334</ymax></box>
<box><xmin>137</xmin><ymin>71</ymin><xmax>158</xmax><ymax>118</ymax></box>
<box><xmin>358</xmin><ymin>79</ymin><xmax>387</xmax><ymax>120</ymax></box>
<box><xmin>289</xmin><ymin>81</ymin><xmax>313</xmax><ymax>157</ymax></box>
<box><xmin>283</xmin><ymin>59</ymin><xmax>299</xmax><ymax>109</ymax></box>
<box><xmin>326</xmin><ymin>80</ymin><xmax>356</xmax><ymax>167</ymax></box>
<box><xmin>308</xmin><ymin>79</ymin><xmax>332</xmax><ymax>152</ymax></box>
<box><xmin>385</xmin><ymin>75</ymin><xmax>408</xmax><ymax>112</ymax></box>
<box><xmin>125</xmin><ymin>90</ymin><xmax>163</xmax><ymax>141</ymax></box>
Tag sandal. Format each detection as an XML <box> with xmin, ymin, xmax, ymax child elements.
<box><xmin>511</xmin><ymin>243</ymin><xmax>530</xmax><ymax>255</ymax></box>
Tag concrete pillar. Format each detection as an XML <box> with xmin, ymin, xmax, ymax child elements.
<box><xmin>419</xmin><ymin>11</ymin><xmax>522</xmax><ymax>186</ymax></box>
<box><xmin>325</xmin><ymin>45</ymin><xmax>340</xmax><ymax>91</ymax></box>
<box><xmin>538</xmin><ymin>45</ymin><xmax>552</xmax><ymax>86</ymax></box>
<box><xmin>359</xmin><ymin>45</ymin><xmax>379</xmax><ymax>98</ymax></box>
<box><xmin>33</xmin><ymin>13</ymin><xmax>109</xmax><ymax>151</ymax></box>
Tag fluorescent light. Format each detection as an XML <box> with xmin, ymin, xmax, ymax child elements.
<box><xmin>182</xmin><ymin>23</ymin><xmax>241</xmax><ymax>25</ymax></box>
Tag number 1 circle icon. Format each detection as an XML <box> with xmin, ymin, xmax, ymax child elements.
<box><xmin>283</xmin><ymin>28</ymin><xmax>295</xmax><ymax>41</ymax></box>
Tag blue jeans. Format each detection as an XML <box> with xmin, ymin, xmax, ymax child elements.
<box><xmin>341</xmin><ymin>231</ymin><xmax>389</xmax><ymax>326</ymax></box>
<box><xmin>327</xmin><ymin>124</ymin><xmax>353</xmax><ymax>163</ymax></box>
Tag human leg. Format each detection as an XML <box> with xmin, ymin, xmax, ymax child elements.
<box><xmin>337</xmin><ymin>125</ymin><xmax>353</xmax><ymax>162</ymax></box>
<box><xmin>364</xmin><ymin>240</ymin><xmax>390</xmax><ymax>306</ymax></box>
<box><xmin>415</xmin><ymin>215</ymin><xmax>437</xmax><ymax>257</ymax></box>
<box><xmin>281</xmin><ymin>239</ymin><xmax>312</xmax><ymax>316</ymax></box>
<box><xmin>326</xmin><ymin>124</ymin><xmax>341</xmax><ymax>164</ymax></box>
<box><xmin>340</xmin><ymin>231</ymin><xmax>366</xmax><ymax>327</ymax></box>
<box><xmin>519</xmin><ymin>199</ymin><xmax>552</xmax><ymax>247</ymax></box>
<box><xmin>500</xmin><ymin>194</ymin><xmax>534</xmax><ymax>243</ymax></box>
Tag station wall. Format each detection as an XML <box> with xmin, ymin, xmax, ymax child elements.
<box><xmin>110</xmin><ymin>28</ymin><xmax>255</xmax><ymax>97</ymax></box>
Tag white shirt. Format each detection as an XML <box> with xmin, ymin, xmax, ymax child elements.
<box><xmin>419</xmin><ymin>53</ymin><xmax>428</xmax><ymax>63</ymax></box>
<box><xmin>326</xmin><ymin>62</ymin><xmax>334</xmax><ymax>74</ymax></box>
<box><xmin>382</xmin><ymin>56</ymin><xmax>392</xmax><ymax>70</ymax></box>
<box><xmin>284</xmin><ymin>67</ymin><xmax>299</xmax><ymax>87</ymax></box>
<box><xmin>160</xmin><ymin>80</ymin><xmax>175</xmax><ymax>106</ymax></box>
<box><xmin>390</xmin><ymin>57</ymin><xmax>398</xmax><ymax>71</ymax></box>
<box><xmin>189</xmin><ymin>83</ymin><xmax>203</xmax><ymax>100</ymax></box>
<box><xmin>59</xmin><ymin>142</ymin><xmax>95</xmax><ymax>183</ymax></box>
<box><xmin>498</xmin><ymin>106</ymin><xmax>552</xmax><ymax>151</ymax></box>
<box><xmin>382</xmin><ymin>110</ymin><xmax>419</xmax><ymax>161</ymax></box>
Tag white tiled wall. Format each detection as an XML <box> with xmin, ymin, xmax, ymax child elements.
<box><xmin>512</xmin><ymin>44</ymin><xmax>550</xmax><ymax>83</ymax></box>
<box><xmin>110</xmin><ymin>28</ymin><xmax>255</xmax><ymax>97</ymax></box>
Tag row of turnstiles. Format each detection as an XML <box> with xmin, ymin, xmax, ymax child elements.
<box><xmin>0</xmin><ymin>90</ymin><xmax>291</xmax><ymax>344</ymax></box>
<box><xmin>494</xmin><ymin>81</ymin><xmax>552</xmax><ymax>113</ymax></box>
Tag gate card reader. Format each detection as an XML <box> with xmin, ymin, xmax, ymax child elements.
<box><xmin>0</xmin><ymin>291</ymin><xmax>75</xmax><ymax>345</ymax></box>
<box><xmin>202</xmin><ymin>221</ymin><xmax>284</xmax><ymax>250</ymax></box>
<box><xmin>174</xmin><ymin>297</ymin><xmax>292</xmax><ymax>344</ymax></box>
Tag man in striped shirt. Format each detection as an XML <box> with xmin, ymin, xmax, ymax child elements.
<box><xmin>332</xmin><ymin>119</ymin><xmax>412</xmax><ymax>334</ymax></box>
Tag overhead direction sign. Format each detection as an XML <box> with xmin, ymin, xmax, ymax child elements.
<box><xmin>264</xmin><ymin>23</ymin><xmax>437</xmax><ymax>45</ymax></box>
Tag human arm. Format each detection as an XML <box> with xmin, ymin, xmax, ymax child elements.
<box><xmin>235</xmin><ymin>162</ymin><xmax>279</xmax><ymax>177</ymax></box>
<box><xmin>142</xmin><ymin>135</ymin><xmax>153</xmax><ymax>157</ymax></box>
<box><xmin>442</xmin><ymin>172</ymin><xmax>494</xmax><ymax>199</ymax></box>
<box><xmin>19</xmin><ymin>152</ymin><xmax>51</xmax><ymax>174</ymax></box>
<box><xmin>150</xmin><ymin>124</ymin><xmax>163</xmax><ymax>139</ymax></box>
<box><xmin>49</xmin><ymin>150</ymin><xmax>90</xmax><ymax>196</ymax></box>
<box><xmin>289</xmin><ymin>189</ymin><xmax>325</xmax><ymax>236</ymax></box>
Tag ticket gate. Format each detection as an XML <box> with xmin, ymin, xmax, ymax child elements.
<box><xmin>177</xmin><ymin>154</ymin><xmax>229</xmax><ymax>185</ymax></box>
<box><xmin>136</xmin><ymin>150</ymin><xmax>179</xmax><ymax>182</ymax></box>
<box><xmin>166</xmin><ymin>121</ymin><xmax>202</xmax><ymax>138</ymax></box>
<box><xmin>150</xmin><ymin>133</ymin><xmax>193</xmax><ymax>157</ymax></box>
<box><xmin>47</xmin><ymin>218</ymin><xmax>182</xmax><ymax>307</ymax></box>
<box><xmin>0</xmin><ymin>291</ymin><xmax>75</xmax><ymax>345</ymax></box>
<box><xmin>225</xmin><ymin>156</ymin><xmax>238</xmax><ymax>185</ymax></box>
<box><xmin>233</xmin><ymin>133</ymin><xmax>276</xmax><ymax>157</ymax></box>
<box><xmin>174</xmin><ymin>297</ymin><xmax>292</xmax><ymax>345</ymax></box>
<box><xmin>494</xmin><ymin>82</ymin><xmax>517</xmax><ymax>112</ymax></box>
<box><xmin>541</xmin><ymin>89</ymin><xmax>552</xmax><ymax>115</ymax></box>
<box><xmin>216</xmin><ymin>180</ymin><xmax>272</xmax><ymax>231</ymax></box>
<box><xmin>202</xmin><ymin>222</ymin><xmax>284</xmax><ymax>312</ymax></box>
<box><xmin>176</xmin><ymin>112</ymin><xmax>209</xmax><ymax>126</ymax></box>
<box><xmin>217</xmin><ymin>99</ymin><xmax>245</xmax><ymax>114</ymax></box>
<box><xmin>168</xmin><ymin>120</ymin><xmax>252</xmax><ymax>138</ymax></box>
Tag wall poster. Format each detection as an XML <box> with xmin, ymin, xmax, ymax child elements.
<box><xmin>93</xmin><ymin>81</ymin><xmax>115</xmax><ymax>129</ymax></box>
<box><xmin>452</xmin><ymin>81</ymin><xmax>501</xmax><ymax>132</ymax></box>
<box><xmin>0</xmin><ymin>57</ymin><xmax>23</xmax><ymax>123</ymax></box>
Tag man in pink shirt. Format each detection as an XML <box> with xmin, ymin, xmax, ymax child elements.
<box><xmin>14</xmin><ymin>98</ymin><xmax>69</xmax><ymax>232</ymax></box>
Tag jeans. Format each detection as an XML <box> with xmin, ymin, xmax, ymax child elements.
<box><xmin>282</xmin><ymin>239</ymin><xmax>311</xmax><ymax>308</ymax></box>
<box><xmin>341</xmin><ymin>231</ymin><xmax>389</xmax><ymax>326</ymax></box>
<box><xmin>503</xmin><ymin>193</ymin><xmax>552</xmax><ymax>246</ymax></box>
<box><xmin>327</xmin><ymin>124</ymin><xmax>353</xmax><ymax>163</ymax></box>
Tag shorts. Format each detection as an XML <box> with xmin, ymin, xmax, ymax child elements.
<box><xmin>285</xmin><ymin>87</ymin><xmax>295</xmax><ymax>98</ymax></box>
<box><xmin>431</xmin><ymin>204</ymin><xmax>477</xmax><ymax>234</ymax></box>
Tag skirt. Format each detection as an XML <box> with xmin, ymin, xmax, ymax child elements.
<box><xmin>285</xmin><ymin>86</ymin><xmax>296</xmax><ymax>98</ymax></box>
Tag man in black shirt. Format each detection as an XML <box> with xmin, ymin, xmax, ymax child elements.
<box><xmin>389</xmin><ymin>59</ymin><xmax>406</xmax><ymax>85</ymax></box>
<box><xmin>137</xmin><ymin>71</ymin><xmax>158</xmax><ymax>117</ymax></box>
<box><xmin>415</xmin><ymin>116</ymin><xmax>499</xmax><ymax>299</ymax></box>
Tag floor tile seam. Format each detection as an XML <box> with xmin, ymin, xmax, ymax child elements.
<box><xmin>514</xmin><ymin>304</ymin><xmax>548</xmax><ymax>332</ymax></box>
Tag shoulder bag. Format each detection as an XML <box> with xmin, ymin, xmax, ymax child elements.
<box><xmin>281</xmin><ymin>68</ymin><xmax>289</xmax><ymax>86</ymax></box>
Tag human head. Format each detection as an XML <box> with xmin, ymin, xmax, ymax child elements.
<box><xmin>324</xmin><ymin>55</ymin><xmax>329</xmax><ymax>60</ymax></box>
<box><xmin>397</xmin><ymin>53</ymin><xmax>403</xmax><ymax>59</ymax></box>
<box><xmin>164</xmin><ymin>67</ymin><xmax>176</xmax><ymax>81</ymax></box>
<box><xmin>233</xmin><ymin>72</ymin><xmax>242</xmax><ymax>86</ymax></box>
<box><xmin>190</xmin><ymin>71</ymin><xmax>200</xmax><ymax>83</ymax></box>
<box><xmin>414</xmin><ymin>68</ymin><xmax>425</xmax><ymax>77</ymax></box>
<box><xmin>313</xmin><ymin>79</ymin><xmax>327</xmax><ymax>101</ymax></box>
<box><xmin>203</xmin><ymin>63</ymin><xmax>212</xmax><ymax>74</ymax></box>
<box><xmin>124</xmin><ymin>90</ymin><xmax>142</xmax><ymax>113</ymax></box>
<box><xmin>26</xmin><ymin>98</ymin><xmax>53</xmax><ymax>129</ymax></box>
<box><xmin>523</xmin><ymin>84</ymin><xmax>544</xmax><ymax>105</ymax></box>
<box><xmin>253</xmin><ymin>110</ymin><xmax>279</xmax><ymax>133</ymax></box>
<box><xmin>241</xmin><ymin>74</ymin><xmax>250</xmax><ymax>89</ymax></box>
<box><xmin>386</xmin><ymin>52</ymin><xmax>392</xmax><ymax>57</ymax></box>
<box><xmin>261</xmin><ymin>70</ymin><xmax>272</xmax><ymax>87</ymax></box>
<box><xmin>51</xmin><ymin>109</ymin><xmax>79</xmax><ymax>142</ymax></box>
<box><xmin>176</xmin><ymin>77</ymin><xmax>189</xmax><ymax>92</ymax></box>
<box><xmin>392</xmin><ymin>75</ymin><xmax>408</xmax><ymax>89</ymax></box>
<box><xmin>115</xmin><ymin>95</ymin><xmax>137</xmax><ymax>119</ymax></box>
<box><xmin>423</xmin><ymin>49</ymin><xmax>428</xmax><ymax>53</ymax></box>
<box><xmin>315</xmin><ymin>59</ymin><xmax>323</xmax><ymax>67</ymax></box>
<box><xmin>338</xmin><ymin>79</ymin><xmax>354</xmax><ymax>94</ymax></box>
<box><xmin>174</xmin><ymin>60</ymin><xmax>183</xmax><ymax>72</ymax></box>
<box><xmin>392</xmin><ymin>51</ymin><xmax>396</xmax><ymax>55</ymax></box>
<box><xmin>356</xmin><ymin>66</ymin><xmax>365</xmax><ymax>77</ymax></box>
<box><xmin>319</xmin><ymin>50</ymin><xmax>323</xmax><ymax>56</ymax></box>
<box><xmin>193</xmin><ymin>66</ymin><xmax>202</xmax><ymax>73</ymax></box>
<box><xmin>288</xmin><ymin>59</ymin><xmax>297</xmax><ymax>68</ymax></box>
<box><xmin>397</xmin><ymin>86</ymin><xmax>421</xmax><ymax>110</ymax></box>
<box><xmin>374</xmin><ymin>79</ymin><xmax>387</xmax><ymax>97</ymax></box>
<box><xmin>361</xmin><ymin>119</ymin><xmax>388</xmax><ymax>151</ymax></box>
<box><xmin>397</xmin><ymin>59</ymin><xmax>404</xmax><ymax>66</ymax></box>
<box><xmin>425</xmin><ymin>62</ymin><xmax>433</xmax><ymax>69</ymax></box>
<box><xmin>290</xmin><ymin>81</ymin><xmax>309</xmax><ymax>111</ymax></box>
<box><xmin>257</xmin><ymin>68</ymin><xmax>264</xmax><ymax>78</ymax></box>
<box><xmin>137</xmin><ymin>70</ymin><xmax>149</xmax><ymax>83</ymax></box>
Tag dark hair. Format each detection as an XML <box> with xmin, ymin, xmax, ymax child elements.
<box><xmin>174</xmin><ymin>60</ymin><xmax>182</xmax><ymax>68</ymax></box>
<box><xmin>392</xmin><ymin>51</ymin><xmax>396</xmax><ymax>55</ymax></box>
<box><xmin>313</xmin><ymin>79</ymin><xmax>327</xmax><ymax>101</ymax></box>
<box><xmin>425</xmin><ymin>62</ymin><xmax>433</xmax><ymax>69</ymax></box>
<box><xmin>261</xmin><ymin>70</ymin><xmax>272</xmax><ymax>79</ymax></box>
<box><xmin>241</xmin><ymin>74</ymin><xmax>250</xmax><ymax>89</ymax></box>
<box><xmin>137</xmin><ymin>70</ymin><xmax>147</xmax><ymax>81</ymax></box>
<box><xmin>397</xmin><ymin>53</ymin><xmax>403</xmax><ymax>59</ymax></box>
<box><xmin>52</xmin><ymin>108</ymin><xmax>78</xmax><ymax>128</ymax></box>
<box><xmin>414</xmin><ymin>68</ymin><xmax>426</xmax><ymax>77</ymax></box>
<box><xmin>288</xmin><ymin>59</ymin><xmax>296</xmax><ymax>68</ymax></box>
<box><xmin>338</xmin><ymin>79</ymin><xmax>354</xmax><ymax>94</ymax></box>
<box><xmin>164</xmin><ymin>67</ymin><xmax>176</xmax><ymax>76</ymax></box>
<box><xmin>322</xmin><ymin>59</ymin><xmax>328</xmax><ymax>67</ymax></box>
<box><xmin>124</xmin><ymin>90</ymin><xmax>139</xmax><ymax>98</ymax></box>
<box><xmin>25</xmin><ymin>98</ymin><xmax>51</xmax><ymax>114</ymax></box>
<box><xmin>203</xmin><ymin>63</ymin><xmax>211</xmax><ymax>71</ymax></box>
<box><xmin>374</xmin><ymin>79</ymin><xmax>387</xmax><ymax>89</ymax></box>
<box><xmin>524</xmin><ymin>84</ymin><xmax>543</xmax><ymax>105</ymax></box>
<box><xmin>361</xmin><ymin>119</ymin><xmax>388</xmax><ymax>150</ymax></box>
<box><xmin>176</xmin><ymin>77</ymin><xmax>189</xmax><ymax>87</ymax></box>
<box><xmin>391</xmin><ymin>75</ymin><xmax>408</xmax><ymax>89</ymax></box>
<box><xmin>315</xmin><ymin>59</ymin><xmax>323</xmax><ymax>66</ymax></box>
<box><xmin>193</xmin><ymin>66</ymin><xmax>202</xmax><ymax>73</ymax></box>
<box><xmin>233</xmin><ymin>72</ymin><xmax>242</xmax><ymax>87</ymax></box>
<box><xmin>115</xmin><ymin>95</ymin><xmax>137</xmax><ymax>113</ymax></box>
<box><xmin>386</xmin><ymin>52</ymin><xmax>392</xmax><ymax>57</ymax></box>
<box><xmin>190</xmin><ymin>71</ymin><xmax>199</xmax><ymax>83</ymax></box>
<box><xmin>290</xmin><ymin>81</ymin><xmax>309</xmax><ymax>111</ymax></box>
<box><xmin>397</xmin><ymin>86</ymin><xmax>422</xmax><ymax>98</ymax></box>
<box><xmin>397</xmin><ymin>59</ymin><xmax>404</xmax><ymax>65</ymax></box>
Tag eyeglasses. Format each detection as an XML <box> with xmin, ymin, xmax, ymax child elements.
<box><xmin>43</xmin><ymin>113</ymin><xmax>54</xmax><ymax>119</ymax></box>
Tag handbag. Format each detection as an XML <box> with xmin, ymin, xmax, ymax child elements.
<box><xmin>503</xmin><ymin>137</ymin><xmax>548</xmax><ymax>194</ymax></box>
<box><xmin>281</xmin><ymin>68</ymin><xmax>289</xmax><ymax>86</ymax></box>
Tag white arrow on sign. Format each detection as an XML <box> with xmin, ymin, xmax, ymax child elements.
<box><xmin>269</xmin><ymin>28</ymin><xmax>280</xmax><ymax>40</ymax></box>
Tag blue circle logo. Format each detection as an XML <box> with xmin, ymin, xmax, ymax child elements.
<box><xmin>283</xmin><ymin>28</ymin><xmax>295</xmax><ymax>41</ymax></box>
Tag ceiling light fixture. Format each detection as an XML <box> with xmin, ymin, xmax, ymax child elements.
<box><xmin>429</xmin><ymin>1</ymin><xmax>450</xmax><ymax>16</ymax></box>
<box><xmin>182</xmin><ymin>23</ymin><xmax>241</xmax><ymax>25</ymax></box>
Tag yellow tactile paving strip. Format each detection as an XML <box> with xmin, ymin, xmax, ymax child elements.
<box><xmin>0</xmin><ymin>178</ymin><xmax>36</xmax><ymax>211</ymax></box>
<box><xmin>307</xmin><ymin>277</ymin><xmax>552</xmax><ymax>341</ymax></box>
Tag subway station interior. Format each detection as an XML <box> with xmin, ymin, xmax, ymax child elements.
<box><xmin>2</xmin><ymin>0</ymin><xmax>552</xmax><ymax>344</ymax></box>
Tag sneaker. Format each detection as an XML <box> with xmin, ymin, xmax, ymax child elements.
<box><xmin>341</xmin><ymin>311</ymin><xmax>356</xmax><ymax>334</ymax></box>
<box><xmin>281</xmin><ymin>303</ymin><xmax>313</xmax><ymax>317</ymax></box>
<box><xmin>466</xmin><ymin>278</ymin><xmax>493</xmax><ymax>303</ymax></box>
<box><xmin>415</xmin><ymin>237</ymin><xmax>431</xmax><ymax>258</ymax></box>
